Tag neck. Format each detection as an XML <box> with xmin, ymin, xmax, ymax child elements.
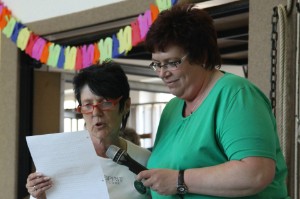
<box><xmin>93</xmin><ymin>136</ymin><xmax>127</xmax><ymax>157</ymax></box>
<box><xmin>185</xmin><ymin>69</ymin><xmax>220</xmax><ymax>116</ymax></box>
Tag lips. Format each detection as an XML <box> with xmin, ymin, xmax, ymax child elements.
<box><xmin>92</xmin><ymin>120</ymin><xmax>106</xmax><ymax>130</ymax></box>
<box><xmin>165</xmin><ymin>79</ymin><xmax>178</xmax><ymax>86</ymax></box>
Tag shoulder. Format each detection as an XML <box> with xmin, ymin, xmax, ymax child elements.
<box><xmin>219</xmin><ymin>72</ymin><xmax>251</xmax><ymax>87</ymax></box>
<box><xmin>217</xmin><ymin>72</ymin><xmax>266</xmax><ymax>97</ymax></box>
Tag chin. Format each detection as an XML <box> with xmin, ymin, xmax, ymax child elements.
<box><xmin>89</xmin><ymin>129</ymin><xmax>105</xmax><ymax>139</ymax></box>
<box><xmin>169</xmin><ymin>90</ymin><xmax>180</xmax><ymax>97</ymax></box>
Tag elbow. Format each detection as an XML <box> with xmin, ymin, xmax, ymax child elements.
<box><xmin>247</xmin><ymin>168</ymin><xmax>275</xmax><ymax>194</ymax></box>
<box><xmin>239</xmin><ymin>157</ymin><xmax>276</xmax><ymax>195</ymax></box>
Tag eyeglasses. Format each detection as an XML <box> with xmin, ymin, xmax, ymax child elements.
<box><xmin>149</xmin><ymin>54</ymin><xmax>188</xmax><ymax>72</ymax></box>
<box><xmin>76</xmin><ymin>96</ymin><xmax>123</xmax><ymax>114</ymax></box>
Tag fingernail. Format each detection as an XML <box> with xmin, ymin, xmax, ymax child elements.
<box><xmin>44</xmin><ymin>177</ymin><xmax>50</xmax><ymax>180</ymax></box>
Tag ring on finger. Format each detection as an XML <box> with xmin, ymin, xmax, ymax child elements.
<box><xmin>33</xmin><ymin>185</ymin><xmax>37</xmax><ymax>191</ymax></box>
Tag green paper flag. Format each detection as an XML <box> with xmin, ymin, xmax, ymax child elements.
<box><xmin>64</xmin><ymin>46</ymin><xmax>77</xmax><ymax>70</ymax></box>
<box><xmin>2</xmin><ymin>16</ymin><xmax>16</xmax><ymax>38</ymax></box>
<box><xmin>98</xmin><ymin>37</ymin><xmax>112</xmax><ymax>64</ymax></box>
<box><xmin>117</xmin><ymin>25</ymin><xmax>132</xmax><ymax>55</ymax></box>
<box><xmin>16</xmin><ymin>27</ymin><xmax>31</xmax><ymax>51</ymax></box>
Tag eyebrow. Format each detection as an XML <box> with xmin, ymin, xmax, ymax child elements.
<box><xmin>152</xmin><ymin>56</ymin><xmax>182</xmax><ymax>62</ymax></box>
<box><xmin>81</xmin><ymin>98</ymin><xmax>104</xmax><ymax>103</ymax></box>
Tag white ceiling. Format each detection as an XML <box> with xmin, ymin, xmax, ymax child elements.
<box><xmin>1</xmin><ymin>0</ymin><xmax>124</xmax><ymax>23</ymax></box>
<box><xmin>2</xmin><ymin>0</ymin><xmax>241</xmax><ymax>23</ymax></box>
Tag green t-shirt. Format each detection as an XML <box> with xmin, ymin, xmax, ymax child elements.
<box><xmin>147</xmin><ymin>73</ymin><xmax>289</xmax><ymax>199</ymax></box>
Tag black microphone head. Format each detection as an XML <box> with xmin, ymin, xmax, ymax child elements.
<box><xmin>106</xmin><ymin>145</ymin><xmax>125</xmax><ymax>163</ymax></box>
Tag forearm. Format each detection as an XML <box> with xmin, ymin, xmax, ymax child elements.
<box><xmin>185</xmin><ymin>157</ymin><xmax>275</xmax><ymax>197</ymax></box>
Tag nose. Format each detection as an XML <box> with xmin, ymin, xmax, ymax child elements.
<box><xmin>92</xmin><ymin>104</ymin><xmax>103</xmax><ymax>116</ymax></box>
<box><xmin>157</xmin><ymin>67</ymin><xmax>169</xmax><ymax>78</ymax></box>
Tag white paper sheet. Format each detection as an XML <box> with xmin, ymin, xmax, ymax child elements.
<box><xmin>26</xmin><ymin>130</ymin><xmax>110</xmax><ymax>199</ymax></box>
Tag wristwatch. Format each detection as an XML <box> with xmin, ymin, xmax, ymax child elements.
<box><xmin>177</xmin><ymin>170</ymin><xmax>188</xmax><ymax>195</ymax></box>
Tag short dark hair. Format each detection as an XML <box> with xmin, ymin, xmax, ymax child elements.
<box><xmin>73</xmin><ymin>62</ymin><xmax>130</xmax><ymax>130</ymax></box>
<box><xmin>145</xmin><ymin>3</ymin><xmax>221</xmax><ymax>70</ymax></box>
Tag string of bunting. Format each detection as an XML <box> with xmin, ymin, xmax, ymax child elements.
<box><xmin>0</xmin><ymin>0</ymin><xmax>177</xmax><ymax>70</ymax></box>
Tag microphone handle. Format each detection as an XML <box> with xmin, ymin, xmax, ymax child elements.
<box><xmin>122</xmin><ymin>153</ymin><xmax>150</xmax><ymax>195</ymax></box>
<box><xmin>123</xmin><ymin>154</ymin><xmax>148</xmax><ymax>174</ymax></box>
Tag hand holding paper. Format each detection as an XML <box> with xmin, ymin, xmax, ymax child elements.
<box><xmin>26</xmin><ymin>130</ymin><xmax>110</xmax><ymax>199</ymax></box>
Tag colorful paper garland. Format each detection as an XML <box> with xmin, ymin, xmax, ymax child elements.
<box><xmin>0</xmin><ymin>0</ymin><xmax>177</xmax><ymax>70</ymax></box>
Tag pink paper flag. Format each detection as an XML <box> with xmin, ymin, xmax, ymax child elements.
<box><xmin>137</xmin><ymin>10</ymin><xmax>152</xmax><ymax>40</ymax></box>
<box><xmin>32</xmin><ymin>37</ymin><xmax>46</xmax><ymax>60</ymax></box>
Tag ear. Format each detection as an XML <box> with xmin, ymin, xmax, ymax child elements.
<box><xmin>124</xmin><ymin>97</ymin><xmax>131</xmax><ymax>113</ymax></box>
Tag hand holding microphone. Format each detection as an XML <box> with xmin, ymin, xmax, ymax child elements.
<box><xmin>105</xmin><ymin>145</ymin><xmax>149</xmax><ymax>194</ymax></box>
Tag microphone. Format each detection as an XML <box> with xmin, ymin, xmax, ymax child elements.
<box><xmin>106</xmin><ymin>145</ymin><xmax>149</xmax><ymax>194</ymax></box>
<box><xmin>106</xmin><ymin>145</ymin><xmax>148</xmax><ymax>174</ymax></box>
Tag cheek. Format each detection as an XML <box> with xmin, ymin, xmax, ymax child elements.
<box><xmin>83</xmin><ymin>115</ymin><xmax>92</xmax><ymax>130</ymax></box>
<box><xmin>107</xmin><ymin>112</ymin><xmax>123</xmax><ymax>128</ymax></box>
<box><xmin>180</xmin><ymin>74</ymin><xmax>190</xmax><ymax>86</ymax></box>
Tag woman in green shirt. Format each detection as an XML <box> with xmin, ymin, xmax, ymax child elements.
<box><xmin>137</xmin><ymin>3</ymin><xmax>290</xmax><ymax>199</ymax></box>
